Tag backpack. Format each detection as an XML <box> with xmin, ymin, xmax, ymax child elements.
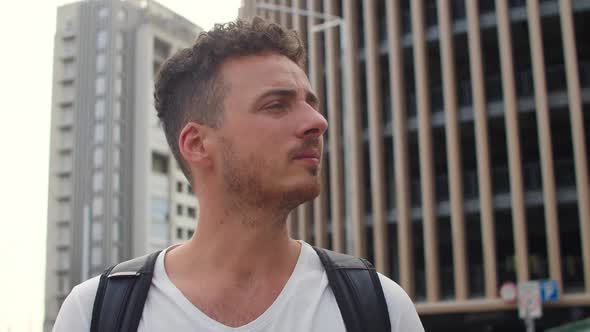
<box><xmin>90</xmin><ymin>246</ymin><xmax>391</xmax><ymax>332</ymax></box>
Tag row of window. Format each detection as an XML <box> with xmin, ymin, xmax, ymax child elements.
<box><xmin>176</xmin><ymin>227</ymin><xmax>195</xmax><ymax>240</ymax></box>
<box><xmin>90</xmin><ymin>245</ymin><xmax>120</xmax><ymax>268</ymax></box>
<box><xmin>176</xmin><ymin>181</ymin><xmax>194</xmax><ymax>195</ymax></box>
<box><xmin>92</xmin><ymin>195</ymin><xmax>120</xmax><ymax>218</ymax></box>
<box><xmin>98</xmin><ymin>6</ymin><xmax>127</xmax><ymax>23</ymax></box>
<box><xmin>176</xmin><ymin>204</ymin><xmax>197</xmax><ymax>218</ymax></box>
<box><xmin>92</xmin><ymin>171</ymin><xmax>121</xmax><ymax>192</ymax></box>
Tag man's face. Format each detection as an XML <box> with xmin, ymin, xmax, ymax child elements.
<box><xmin>211</xmin><ymin>53</ymin><xmax>328</xmax><ymax>209</ymax></box>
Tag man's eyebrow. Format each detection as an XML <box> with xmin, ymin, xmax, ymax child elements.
<box><xmin>255</xmin><ymin>88</ymin><xmax>320</xmax><ymax>107</ymax></box>
<box><xmin>255</xmin><ymin>88</ymin><xmax>297</xmax><ymax>103</ymax></box>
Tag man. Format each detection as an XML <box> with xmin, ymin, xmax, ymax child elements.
<box><xmin>53</xmin><ymin>17</ymin><xmax>424</xmax><ymax>331</ymax></box>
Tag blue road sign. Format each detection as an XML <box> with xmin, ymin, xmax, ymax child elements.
<box><xmin>540</xmin><ymin>279</ymin><xmax>559</xmax><ymax>302</ymax></box>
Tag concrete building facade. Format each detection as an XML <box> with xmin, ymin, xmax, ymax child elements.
<box><xmin>240</xmin><ymin>0</ymin><xmax>590</xmax><ymax>330</ymax></box>
<box><xmin>44</xmin><ymin>1</ymin><xmax>201</xmax><ymax>330</ymax></box>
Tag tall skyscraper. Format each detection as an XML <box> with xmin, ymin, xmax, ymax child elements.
<box><xmin>44</xmin><ymin>1</ymin><xmax>202</xmax><ymax>330</ymax></box>
<box><xmin>241</xmin><ymin>0</ymin><xmax>590</xmax><ymax>330</ymax></box>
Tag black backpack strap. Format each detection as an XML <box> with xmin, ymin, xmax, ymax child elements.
<box><xmin>90</xmin><ymin>250</ymin><xmax>161</xmax><ymax>332</ymax></box>
<box><xmin>313</xmin><ymin>246</ymin><xmax>391</xmax><ymax>332</ymax></box>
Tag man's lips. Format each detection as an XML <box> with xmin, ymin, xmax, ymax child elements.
<box><xmin>293</xmin><ymin>150</ymin><xmax>320</xmax><ymax>160</ymax></box>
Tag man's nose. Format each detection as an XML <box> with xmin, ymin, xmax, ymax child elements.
<box><xmin>295</xmin><ymin>104</ymin><xmax>328</xmax><ymax>139</ymax></box>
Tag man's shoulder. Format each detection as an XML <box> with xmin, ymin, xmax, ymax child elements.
<box><xmin>72</xmin><ymin>274</ymin><xmax>102</xmax><ymax>304</ymax></box>
<box><xmin>53</xmin><ymin>275</ymin><xmax>101</xmax><ymax>331</ymax></box>
<box><xmin>376</xmin><ymin>273</ymin><xmax>425</xmax><ymax>331</ymax></box>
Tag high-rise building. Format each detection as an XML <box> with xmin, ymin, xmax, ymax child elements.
<box><xmin>241</xmin><ymin>0</ymin><xmax>590</xmax><ymax>330</ymax></box>
<box><xmin>44</xmin><ymin>1</ymin><xmax>202</xmax><ymax>330</ymax></box>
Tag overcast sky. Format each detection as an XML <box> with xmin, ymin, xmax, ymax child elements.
<box><xmin>0</xmin><ymin>1</ymin><xmax>240</xmax><ymax>330</ymax></box>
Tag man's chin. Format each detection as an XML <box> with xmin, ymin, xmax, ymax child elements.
<box><xmin>279</xmin><ymin>182</ymin><xmax>321</xmax><ymax>209</ymax></box>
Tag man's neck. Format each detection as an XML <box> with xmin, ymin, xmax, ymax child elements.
<box><xmin>166</xmin><ymin>201</ymin><xmax>300</xmax><ymax>283</ymax></box>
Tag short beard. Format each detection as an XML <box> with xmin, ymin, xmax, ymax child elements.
<box><xmin>220</xmin><ymin>137</ymin><xmax>320</xmax><ymax>217</ymax></box>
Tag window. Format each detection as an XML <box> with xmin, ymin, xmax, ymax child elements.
<box><xmin>154</xmin><ymin>37</ymin><xmax>171</xmax><ymax>59</ymax></box>
<box><xmin>188</xmin><ymin>185</ymin><xmax>193</xmax><ymax>194</ymax></box>
<box><xmin>152</xmin><ymin>153</ymin><xmax>168</xmax><ymax>174</ymax></box>
<box><xmin>63</xmin><ymin>40</ymin><xmax>76</xmax><ymax>56</ymax></box>
<box><xmin>58</xmin><ymin>250</ymin><xmax>70</xmax><ymax>270</ymax></box>
<box><xmin>92</xmin><ymin>221</ymin><xmax>103</xmax><ymax>241</ymax></box>
<box><xmin>96</xmin><ymin>53</ymin><xmax>106</xmax><ymax>73</ymax></box>
<box><xmin>113</xmin><ymin>148</ymin><xmax>120</xmax><ymax>168</ymax></box>
<box><xmin>187</xmin><ymin>229</ymin><xmax>194</xmax><ymax>238</ymax></box>
<box><xmin>115</xmin><ymin>77</ymin><xmax>122</xmax><ymax>96</ymax></box>
<box><xmin>111</xmin><ymin>246</ymin><xmax>119</xmax><ymax>263</ymax></box>
<box><xmin>176</xmin><ymin>182</ymin><xmax>182</xmax><ymax>192</ymax></box>
<box><xmin>95</xmin><ymin>99</ymin><xmax>105</xmax><ymax>119</ymax></box>
<box><xmin>187</xmin><ymin>207</ymin><xmax>196</xmax><ymax>218</ymax></box>
<box><xmin>112</xmin><ymin>222</ymin><xmax>120</xmax><ymax>241</ymax></box>
<box><xmin>113</xmin><ymin>101</ymin><xmax>121</xmax><ymax>120</ymax></box>
<box><xmin>117</xmin><ymin>9</ymin><xmax>127</xmax><ymax>22</ymax></box>
<box><xmin>177</xmin><ymin>204</ymin><xmax>183</xmax><ymax>215</ymax></box>
<box><xmin>58</xmin><ymin>275</ymin><xmax>70</xmax><ymax>295</ymax></box>
<box><xmin>176</xmin><ymin>227</ymin><xmax>183</xmax><ymax>239</ymax></box>
<box><xmin>63</xmin><ymin>62</ymin><xmax>75</xmax><ymax>79</ymax></box>
<box><xmin>151</xmin><ymin>220</ymin><xmax>169</xmax><ymax>241</ymax></box>
<box><xmin>93</xmin><ymin>172</ymin><xmax>104</xmax><ymax>192</ymax></box>
<box><xmin>57</xmin><ymin>225</ymin><xmax>71</xmax><ymax>246</ymax></box>
<box><xmin>95</xmin><ymin>76</ymin><xmax>106</xmax><ymax>95</ymax></box>
<box><xmin>94</xmin><ymin>147</ymin><xmax>104</xmax><ymax>168</ymax></box>
<box><xmin>94</xmin><ymin>123</ymin><xmax>105</xmax><ymax>143</ymax></box>
<box><xmin>59</xmin><ymin>201</ymin><xmax>72</xmax><ymax>220</ymax></box>
<box><xmin>97</xmin><ymin>30</ymin><xmax>108</xmax><ymax>50</ymax></box>
<box><xmin>59</xmin><ymin>151</ymin><xmax>73</xmax><ymax>171</ymax></box>
<box><xmin>113</xmin><ymin>123</ymin><xmax>121</xmax><ymax>143</ymax></box>
<box><xmin>113</xmin><ymin>197</ymin><xmax>120</xmax><ymax>217</ymax></box>
<box><xmin>113</xmin><ymin>172</ymin><xmax>120</xmax><ymax>191</ymax></box>
<box><xmin>116</xmin><ymin>33</ymin><xmax>123</xmax><ymax>50</ymax></box>
<box><xmin>115</xmin><ymin>54</ymin><xmax>122</xmax><ymax>73</ymax></box>
<box><xmin>151</xmin><ymin>196</ymin><xmax>168</xmax><ymax>221</ymax></box>
<box><xmin>91</xmin><ymin>247</ymin><xmax>102</xmax><ymax>266</ymax></box>
<box><xmin>92</xmin><ymin>196</ymin><xmax>103</xmax><ymax>217</ymax></box>
<box><xmin>60</xmin><ymin>127</ymin><xmax>73</xmax><ymax>147</ymax></box>
<box><xmin>62</xmin><ymin>106</ymin><xmax>74</xmax><ymax>125</ymax></box>
<box><xmin>62</xmin><ymin>83</ymin><xmax>74</xmax><ymax>101</ymax></box>
<box><xmin>64</xmin><ymin>19</ymin><xmax>74</xmax><ymax>33</ymax></box>
<box><xmin>98</xmin><ymin>7</ymin><xmax>109</xmax><ymax>20</ymax></box>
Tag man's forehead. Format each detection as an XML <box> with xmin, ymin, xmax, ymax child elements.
<box><xmin>221</xmin><ymin>53</ymin><xmax>311</xmax><ymax>90</ymax></box>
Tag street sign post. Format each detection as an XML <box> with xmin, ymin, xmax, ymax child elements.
<box><xmin>518</xmin><ymin>281</ymin><xmax>542</xmax><ymax>332</ymax></box>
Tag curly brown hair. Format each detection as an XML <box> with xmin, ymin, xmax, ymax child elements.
<box><xmin>154</xmin><ymin>17</ymin><xmax>306</xmax><ymax>182</ymax></box>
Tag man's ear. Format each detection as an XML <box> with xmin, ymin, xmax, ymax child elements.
<box><xmin>179</xmin><ymin>122</ymin><xmax>212</xmax><ymax>167</ymax></box>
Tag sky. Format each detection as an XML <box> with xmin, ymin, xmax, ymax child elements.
<box><xmin>0</xmin><ymin>1</ymin><xmax>240</xmax><ymax>330</ymax></box>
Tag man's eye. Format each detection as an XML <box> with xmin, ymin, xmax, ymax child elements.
<box><xmin>267</xmin><ymin>102</ymin><xmax>287</xmax><ymax>110</ymax></box>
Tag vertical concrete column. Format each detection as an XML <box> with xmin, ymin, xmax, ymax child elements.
<box><xmin>288</xmin><ymin>209</ymin><xmax>299</xmax><ymax>239</ymax></box>
<box><xmin>411</xmin><ymin>0</ymin><xmax>439</xmax><ymax>302</ymax></box>
<box><xmin>298</xmin><ymin>203</ymin><xmax>310</xmax><ymax>242</ymax></box>
<box><xmin>386</xmin><ymin>0</ymin><xmax>413</xmax><ymax>298</ymax></box>
<box><xmin>465</xmin><ymin>0</ymin><xmax>498</xmax><ymax>297</ymax></box>
<box><xmin>291</xmin><ymin>0</ymin><xmax>310</xmax><ymax>242</ymax></box>
<box><xmin>495</xmin><ymin>0</ymin><xmax>529</xmax><ymax>283</ymax></box>
<box><xmin>559</xmin><ymin>0</ymin><xmax>590</xmax><ymax>293</ymax></box>
<box><xmin>269</xmin><ymin>0</ymin><xmax>279</xmax><ymax>22</ymax></box>
<box><xmin>292</xmin><ymin>0</ymin><xmax>305</xmax><ymax>42</ymax></box>
<box><xmin>308</xmin><ymin>0</ymin><xmax>327</xmax><ymax>247</ymax></box>
<box><xmin>437</xmin><ymin>0</ymin><xmax>469</xmax><ymax>300</ymax></box>
<box><xmin>343</xmin><ymin>0</ymin><xmax>367</xmax><ymax>258</ymax></box>
<box><xmin>280</xmin><ymin>0</ymin><xmax>289</xmax><ymax>26</ymax></box>
<box><xmin>324</xmin><ymin>0</ymin><xmax>345</xmax><ymax>253</ymax></box>
<box><xmin>362</xmin><ymin>0</ymin><xmax>388</xmax><ymax>274</ymax></box>
<box><xmin>287</xmin><ymin>214</ymin><xmax>293</xmax><ymax>237</ymax></box>
<box><xmin>526</xmin><ymin>0</ymin><xmax>562</xmax><ymax>288</ymax></box>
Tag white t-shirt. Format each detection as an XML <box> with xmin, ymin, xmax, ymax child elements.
<box><xmin>53</xmin><ymin>242</ymin><xmax>424</xmax><ymax>331</ymax></box>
